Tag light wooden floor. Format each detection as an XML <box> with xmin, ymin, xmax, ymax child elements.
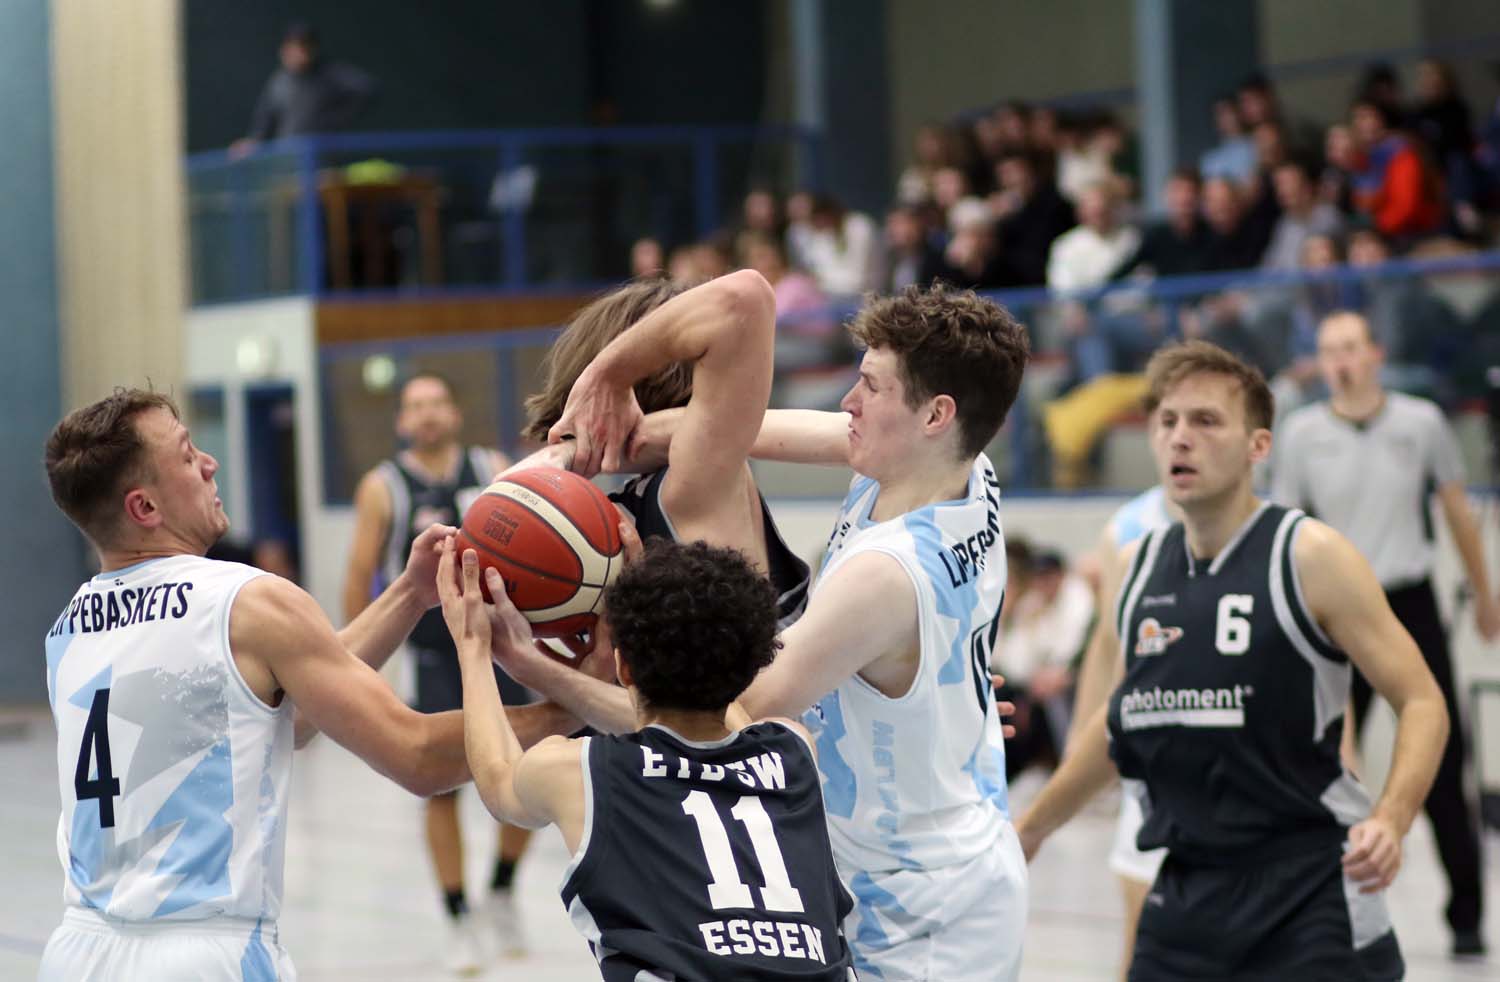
<box><xmin>2</xmin><ymin>708</ymin><xmax>1496</xmax><ymax>981</ymax></box>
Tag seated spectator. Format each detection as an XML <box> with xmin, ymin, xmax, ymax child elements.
<box><xmin>1411</xmin><ymin>58</ymin><xmax>1482</xmax><ymax>237</ymax></box>
<box><xmin>1261</xmin><ymin>159</ymin><xmax>1346</xmax><ymax>271</ymax></box>
<box><xmin>736</xmin><ymin>230</ymin><xmax>835</xmax><ymax>341</ymax></box>
<box><xmin>1238</xmin><ymin>72</ymin><xmax>1323</xmax><ymax>159</ymax></box>
<box><xmin>993</xmin><ymin>547</ymin><xmax>1093</xmax><ymax>778</ymax></box>
<box><xmin>928</xmin><ymin>199</ymin><xmax>1022</xmax><ymax>290</ymax></box>
<box><xmin>1265</xmin><ymin>233</ymin><xmax>1349</xmax><ymax>421</ymax></box>
<box><xmin>877</xmin><ymin>204</ymin><xmax>941</xmax><ymax>293</ymax></box>
<box><xmin>1357</xmin><ymin>61</ymin><xmax>1407</xmax><ymax>124</ymax></box>
<box><xmin>990</xmin><ymin>150</ymin><xmax>1075</xmax><ymax>286</ymax></box>
<box><xmin>1112</xmin><ymin>168</ymin><xmax>1212</xmax><ymax>279</ymax></box>
<box><xmin>739</xmin><ymin>189</ymin><xmax>783</xmax><ymax>238</ymax></box>
<box><xmin>1349</xmin><ymin>99</ymin><xmax>1444</xmax><ymax>241</ymax></box>
<box><xmin>1201</xmin><ymin>177</ymin><xmax>1266</xmax><ymax>270</ymax></box>
<box><xmin>1242</xmin><ymin>121</ymin><xmax>1288</xmax><ymax>250</ymax></box>
<box><xmin>1319</xmin><ymin>123</ymin><xmax>1360</xmax><ymax>214</ymax></box>
<box><xmin>930</xmin><ymin>165</ymin><xmax>972</xmax><ymax>220</ymax></box>
<box><xmin>1046</xmin><ymin>182</ymin><xmax>1141</xmax><ymax>294</ymax></box>
<box><xmin>1347</xmin><ymin>227</ymin><xmax>1463</xmax><ymax>398</ymax></box>
<box><xmin>1200</xmin><ymin>95</ymin><xmax>1258</xmax><ymax>186</ymax></box>
<box><xmin>665</xmin><ymin>239</ymin><xmax>731</xmax><ymax>283</ymax></box>
<box><xmin>786</xmin><ymin>194</ymin><xmax>882</xmax><ymax>296</ymax></box>
<box><xmin>1057</xmin><ymin>112</ymin><xmax>1132</xmax><ymax>204</ymax></box>
<box><xmin>1028</xmin><ymin>106</ymin><xmax>1061</xmax><ymax>179</ymax></box>
<box><xmin>630</xmin><ymin>237</ymin><xmax>665</xmax><ymax>278</ymax></box>
<box><xmin>895</xmin><ymin>123</ymin><xmax>957</xmax><ymax>206</ymax></box>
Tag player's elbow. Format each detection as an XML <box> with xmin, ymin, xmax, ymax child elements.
<box><xmin>719</xmin><ymin>269</ymin><xmax>777</xmax><ymax>334</ymax></box>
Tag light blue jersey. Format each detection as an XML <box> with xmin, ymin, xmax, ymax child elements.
<box><xmin>803</xmin><ymin>455</ymin><xmax>1025</xmax><ymax>978</ymax></box>
<box><xmin>1110</xmin><ymin>485</ymin><xmax>1171</xmax><ymax>550</ymax></box>
<box><xmin>46</xmin><ymin>555</ymin><xmax>293</xmax><ymax>938</ymax></box>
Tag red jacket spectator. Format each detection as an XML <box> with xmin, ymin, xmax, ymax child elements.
<box><xmin>1350</xmin><ymin>101</ymin><xmax>1443</xmax><ymax>238</ymax></box>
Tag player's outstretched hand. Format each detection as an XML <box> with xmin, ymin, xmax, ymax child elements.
<box><xmin>988</xmin><ymin>673</ymin><xmax>1017</xmax><ymax>739</ymax></box>
<box><xmin>405</xmin><ymin>523</ymin><xmax>458</xmax><ymax>609</ymax></box>
<box><xmin>1342</xmin><ymin>816</ymin><xmax>1402</xmax><ymax>893</ymax></box>
<box><xmin>548</xmin><ymin>364</ymin><xmax>643</xmax><ymax>477</ymax></box>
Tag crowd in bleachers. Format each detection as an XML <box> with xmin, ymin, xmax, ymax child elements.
<box><xmin>628</xmin><ymin>61</ymin><xmax>1500</xmax><ymax>483</ymax></box>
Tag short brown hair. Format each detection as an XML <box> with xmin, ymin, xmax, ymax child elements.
<box><xmin>848</xmin><ymin>284</ymin><xmax>1030</xmax><ymax>458</ymax></box>
<box><xmin>45</xmin><ymin>388</ymin><xmax>179</xmax><ymax>544</ymax></box>
<box><xmin>1143</xmin><ymin>341</ymin><xmax>1274</xmax><ymax>430</ymax></box>
<box><xmin>523</xmin><ymin>278</ymin><xmax>692</xmax><ymax>442</ymax></box>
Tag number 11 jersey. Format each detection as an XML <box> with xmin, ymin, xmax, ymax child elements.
<box><xmin>561</xmin><ymin>722</ymin><xmax>856</xmax><ymax>980</ymax></box>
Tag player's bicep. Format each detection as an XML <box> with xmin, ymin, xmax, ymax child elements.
<box><xmin>1296</xmin><ymin>522</ymin><xmax>1434</xmax><ymax>711</ymax></box>
<box><xmin>742</xmin><ymin>552</ymin><xmax>917</xmax><ymax>719</ymax></box>
<box><xmin>235</xmin><ymin>579</ymin><xmax>421</xmax><ymax>782</ymax></box>
<box><xmin>345</xmin><ymin>476</ymin><xmax>391</xmax><ymax>584</ymax></box>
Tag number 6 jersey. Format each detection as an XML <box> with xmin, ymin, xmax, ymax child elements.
<box><xmin>561</xmin><ymin>721</ymin><xmax>856</xmax><ymax>981</ymax></box>
<box><xmin>1107</xmin><ymin>504</ymin><xmax>1374</xmax><ymax>863</ymax></box>
<box><xmin>44</xmin><ymin>555</ymin><xmax>293</xmax><ymax>925</ymax></box>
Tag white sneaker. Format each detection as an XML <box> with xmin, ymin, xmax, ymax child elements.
<box><xmin>486</xmin><ymin>888</ymin><xmax>527</xmax><ymax>957</ymax></box>
<box><xmin>444</xmin><ymin>912</ymin><xmax>485</xmax><ymax>976</ymax></box>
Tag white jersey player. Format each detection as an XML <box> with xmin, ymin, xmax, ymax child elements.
<box><xmin>39</xmin><ymin>390</ymin><xmax>577</xmax><ymax>980</ymax></box>
<box><xmin>500</xmin><ymin>285</ymin><xmax>1034</xmax><ymax>979</ymax></box>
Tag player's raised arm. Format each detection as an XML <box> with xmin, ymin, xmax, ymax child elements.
<box><xmin>341</xmin><ymin>469</ymin><xmax>393</xmax><ymax>625</ymax></box>
<box><xmin>1294</xmin><ymin>518</ymin><xmax>1448</xmax><ymax>892</ymax></box>
<box><xmin>629</xmin><ymin>407</ymin><xmax>853</xmax><ymax>472</ymax></box>
<box><xmin>439</xmin><ymin>540</ymin><xmax>582</xmax><ymax>830</ymax></box>
<box><xmin>549</xmin><ymin>269</ymin><xmax>775</xmax><ymax>483</ymax></box>
<box><xmin>739</xmin><ymin>550</ymin><xmax>917</xmax><ymax>720</ymax></box>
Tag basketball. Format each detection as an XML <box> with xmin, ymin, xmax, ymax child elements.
<box><xmin>458</xmin><ymin>467</ymin><xmax>623</xmax><ymax>637</ymax></box>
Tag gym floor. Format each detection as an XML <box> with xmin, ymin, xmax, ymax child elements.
<box><xmin>2</xmin><ymin>708</ymin><xmax>1496</xmax><ymax>981</ymax></box>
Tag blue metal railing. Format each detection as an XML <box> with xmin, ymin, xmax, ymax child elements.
<box><xmin>186</xmin><ymin>125</ymin><xmax>824</xmax><ymax>303</ymax></box>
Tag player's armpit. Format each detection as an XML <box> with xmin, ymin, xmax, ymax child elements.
<box><xmin>740</xmin><ymin>550</ymin><xmax>917</xmax><ymax>720</ymax></box>
<box><xmin>232</xmin><ymin>576</ymin><xmax>469</xmax><ymax>797</ymax></box>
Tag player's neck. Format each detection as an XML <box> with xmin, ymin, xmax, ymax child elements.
<box><xmin>97</xmin><ymin>533</ymin><xmax>202</xmax><ymax>574</ymax></box>
<box><xmin>640</xmin><ymin>708</ymin><xmax>734</xmax><ymax>742</ymax></box>
<box><xmin>868</xmin><ymin>455</ymin><xmax>972</xmax><ymax>523</ymax></box>
<box><xmin>404</xmin><ymin>442</ymin><xmax>460</xmax><ymax>481</ymax></box>
<box><xmin>1329</xmin><ymin>386</ymin><xmax>1385</xmax><ymax>423</ymax></box>
<box><xmin>1181</xmin><ymin>485</ymin><xmax>1262</xmax><ymax>562</ymax></box>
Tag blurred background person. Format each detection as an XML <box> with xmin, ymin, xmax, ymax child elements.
<box><xmin>230</xmin><ymin>23</ymin><xmax>375</xmax><ymax>158</ymax></box>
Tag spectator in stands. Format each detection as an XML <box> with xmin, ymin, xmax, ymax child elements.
<box><xmin>1320</xmin><ymin>123</ymin><xmax>1360</xmax><ymax>214</ymax></box>
<box><xmin>630</xmin><ymin>237</ymin><xmax>665</xmax><ymax>279</ymax></box>
<box><xmin>1266</xmin><ymin>233</ymin><xmax>1348</xmax><ymax>420</ymax></box>
<box><xmin>1112</xmin><ymin>168</ymin><xmax>1212</xmax><ymax>280</ymax></box>
<box><xmin>736</xmin><ymin>230</ymin><xmax>834</xmax><ymax>343</ymax></box>
<box><xmin>994</xmin><ymin>102</ymin><xmax>1033</xmax><ymax>158</ymax></box>
<box><xmin>877</xmin><ymin>205</ymin><xmax>941</xmax><ymax>293</ymax></box>
<box><xmin>1411</xmin><ymin>59</ymin><xmax>1482</xmax><ymax>237</ymax></box>
<box><xmin>230</xmin><ymin>23</ymin><xmax>375</xmax><ymax>158</ymax></box>
<box><xmin>896</xmin><ymin>124</ymin><xmax>957</xmax><ymax>205</ymax></box>
<box><xmin>1028</xmin><ymin>106</ymin><xmax>1061</xmax><ymax>178</ymax></box>
<box><xmin>1242</xmin><ymin>121</ymin><xmax>1289</xmax><ymax>251</ymax></box>
<box><xmin>994</xmin><ymin>548</ymin><xmax>1092</xmax><ymax>779</ymax></box>
<box><xmin>1477</xmin><ymin>69</ymin><xmax>1500</xmax><ymax>208</ymax></box>
<box><xmin>990</xmin><ymin>150</ymin><xmax>1076</xmax><ymax>286</ymax></box>
<box><xmin>931</xmin><ymin>166</ymin><xmax>972</xmax><ymax>219</ymax></box>
<box><xmin>786</xmin><ymin>193</ymin><xmax>882</xmax><ymax>296</ymax></box>
<box><xmin>1057</xmin><ymin>112</ymin><xmax>1133</xmax><ymax>205</ymax></box>
<box><xmin>1262</xmin><ymin>159</ymin><xmax>1346</xmax><ymax>271</ymax></box>
<box><xmin>1348</xmin><ymin>227</ymin><xmax>1462</xmax><ymax>399</ymax></box>
<box><xmin>1350</xmin><ymin>99</ymin><xmax>1444</xmax><ymax>242</ymax></box>
<box><xmin>1201</xmin><ymin>177</ymin><xmax>1267</xmax><ymax>271</ymax></box>
<box><xmin>1238</xmin><ymin>72</ymin><xmax>1323</xmax><ymax>158</ymax></box>
<box><xmin>739</xmin><ymin>189</ymin><xmax>783</xmax><ymax>238</ymax></box>
<box><xmin>1357</xmin><ymin>62</ymin><xmax>1407</xmax><ymax>124</ymax></box>
<box><xmin>928</xmin><ymin>199</ymin><xmax>1021</xmax><ymax>290</ymax></box>
<box><xmin>1200</xmin><ymin>95</ymin><xmax>1258</xmax><ymax>187</ymax></box>
<box><xmin>665</xmin><ymin>240</ymin><xmax>731</xmax><ymax>283</ymax></box>
<box><xmin>1047</xmin><ymin>182</ymin><xmax>1140</xmax><ymax>294</ymax></box>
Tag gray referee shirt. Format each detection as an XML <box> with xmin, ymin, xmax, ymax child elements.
<box><xmin>1270</xmin><ymin>392</ymin><xmax>1465</xmax><ymax>588</ymax></box>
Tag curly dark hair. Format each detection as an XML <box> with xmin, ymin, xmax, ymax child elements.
<box><xmin>603</xmin><ymin>539</ymin><xmax>782</xmax><ymax>713</ymax></box>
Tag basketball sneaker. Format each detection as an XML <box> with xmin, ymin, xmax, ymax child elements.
<box><xmin>444</xmin><ymin>912</ymin><xmax>484</xmax><ymax>976</ymax></box>
<box><xmin>486</xmin><ymin>888</ymin><xmax>527</xmax><ymax>957</ymax></box>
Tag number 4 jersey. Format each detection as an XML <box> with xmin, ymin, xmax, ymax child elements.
<box><xmin>561</xmin><ymin>722</ymin><xmax>857</xmax><ymax>980</ymax></box>
<box><xmin>44</xmin><ymin>555</ymin><xmax>293</xmax><ymax>924</ymax></box>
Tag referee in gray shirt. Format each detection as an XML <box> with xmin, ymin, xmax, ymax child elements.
<box><xmin>1273</xmin><ymin>310</ymin><xmax>1496</xmax><ymax>959</ymax></box>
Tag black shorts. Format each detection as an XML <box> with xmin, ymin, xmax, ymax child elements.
<box><xmin>412</xmin><ymin>644</ymin><xmax>532</xmax><ymax>714</ymax></box>
<box><xmin>1131</xmin><ymin>844</ymin><xmax>1404</xmax><ymax>981</ymax></box>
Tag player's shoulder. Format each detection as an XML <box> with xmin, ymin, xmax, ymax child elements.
<box><xmin>1386</xmin><ymin>391</ymin><xmax>1448</xmax><ymax>428</ymax></box>
<box><xmin>523</xmin><ymin>733</ymin><xmax>585</xmax><ymax>768</ymax></box>
<box><xmin>752</xmin><ymin>716</ymin><xmax>816</xmax><ymax>757</ymax></box>
<box><xmin>1286</xmin><ymin>512</ymin><xmax>1357</xmax><ymax>572</ymax></box>
<box><xmin>1277</xmin><ymin>401</ymin><xmax>1326</xmax><ymax>440</ymax></box>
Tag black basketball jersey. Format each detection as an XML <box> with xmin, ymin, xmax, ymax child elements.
<box><xmin>611</xmin><ymin>468</ymin><xmax>810</xmax><ymax>628</ymax></box>
<box><xmin>561</xmin><ymin>722</ymin><xmax>856</xmax><ymax>981</ymax></box>
<box><xmin>1106</xmin><ymin>503</ymin><xmax>1372</xmax><ymax>864</ymax></box>
<box><xmin>376</xmin><ymin>447</ymin><xmax>493</xmax><ymax>649</ymax></box>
